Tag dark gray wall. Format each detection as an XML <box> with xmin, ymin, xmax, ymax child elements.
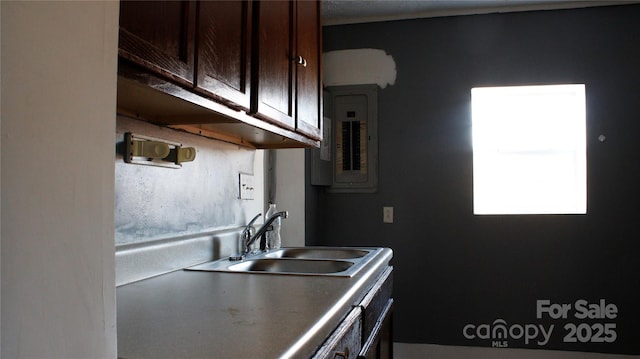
<box><xmin>307</xmin><ymin>5</ymin><xmax>640</xmax><ymax>355</ymax></box>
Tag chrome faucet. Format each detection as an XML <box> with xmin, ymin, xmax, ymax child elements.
<box><xmin>240</xmin><ymin>213</ymin><xmax>262</xmax><ymax>254</ymax></box>
<box><xmin>244</xmin><ymin>210</ymin><xmax>288</xmax><ymax>254</ymax></box>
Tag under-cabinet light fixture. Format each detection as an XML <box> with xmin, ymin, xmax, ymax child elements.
<box><xmin>124</xmin><ymin>132</ymin><xmax>196</xmax><ymax>169</ymax></box>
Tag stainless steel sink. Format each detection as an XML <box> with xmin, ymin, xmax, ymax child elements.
<box><xmin>185</xmin><ymin>247</ymin><xmax>380</xmax><ymax>277</ymax></box>
<box><xmin>228</xmin><ymin>258</ymin><xmax>354</xmax><ymax>274</ymax></box>
<box><xmin>263</xmin><ymin>247</ymin><xmax>371</xmax><ymax>259</ymax></box>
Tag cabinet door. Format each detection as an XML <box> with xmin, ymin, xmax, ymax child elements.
<box><xmin>252</xmin><ymin>0</ymin><xmax>296</xmax><ymax>130</ymax></box>
<box><xmin>196</xmin><ymin>1</ymin><xmax>252</xmax><ymax>111</ymax></box>
<box><xmin>295</xmin><ymin>0</ymin><xmax>322</xmax><ymax>140</ymax></box>
<box><xmin>358</xmin><ymin>299</ymin><xmax>393</xmax><ymax>359</ymax></box>
<box><xmin>312</xmin><ymin>307</ymin><xmax>362</xmax><ymax>359</ymax></box>
<box><xmin>119</xmin><ymin>1</ymin><xmax>196</xmax><ymax>86</ymax></box>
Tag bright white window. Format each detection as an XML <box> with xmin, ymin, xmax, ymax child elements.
<box><xmin>471</xmin><ymin>84</ymin><xmax>586</xmax><ymax>215</ymax></box>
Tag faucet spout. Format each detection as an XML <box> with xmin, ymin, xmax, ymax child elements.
<box><xmin>245</xmin><ymin>210</ymin><xmax>288</xmax><ymax>254</ymax></box>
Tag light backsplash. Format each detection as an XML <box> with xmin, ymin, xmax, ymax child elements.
<box><xmin>115</xmin><ymin>115</ymin><xmax>264</xmax><ymax>284</ymax></box>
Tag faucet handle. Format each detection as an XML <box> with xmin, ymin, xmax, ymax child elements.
<box><xmin>241</xmin><ymin>213</ymin><xmax>262</xmax><ymax>255</ymax></box>
<box><xmin>246</xmin><ymin>213</ymin><xmax>262</xmax><ymax>227</ymax></box>
<box><xmin>241</xmin><ymin>213</ymin><xmax>262</xmax><ymax>237</ymax></box>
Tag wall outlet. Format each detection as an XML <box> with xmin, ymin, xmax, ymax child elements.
<box><xmin>383</xmin><ymin>206</ymin><xmax>393</xmax><ymax>223</ymax></box>
<box><xmin>239</xmin><ymin>173</ymin><xmax>254</xmax><ymax>200</ymax></box>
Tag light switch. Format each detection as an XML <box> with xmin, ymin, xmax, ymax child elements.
<box><xmin>239</xmin><ymin>173</ymin><xmax>254</xmax><ymax>200</ymax></box>
<box><xmin>383</xmin><ymin>206</ymin><xmax>393</xmax><ymax>223</ymax></box>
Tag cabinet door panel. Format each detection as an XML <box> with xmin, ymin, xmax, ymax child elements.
<box><xmin>196</xmin><ymin>1</ymin><xmax>252</xmax><ymax>110</ymax></box>
<box><xmin>295</xmin><ymin>0</ymin><xmax>322</xmax><ymax>140</ymax></box>
<box><xmin>358</xmin><ymin>299</ymin><xmax>393</xmax><ymax>359</ymax></box>
<box><xmin>252</xmin><ymin>1</ymin><xmax>295</xmax><ymax>130</ymax></box>
<box><xmin>312</xmin><ymin>307</ymin><xmax>362</xmax><ymax>359</ymax></box>
<box><xmin>119</xmin><ymin>1</ymin><xmax>195</xmax><ymax>85</ymax></box>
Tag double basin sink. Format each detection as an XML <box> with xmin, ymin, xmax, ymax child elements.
<box><xmin>186</xmin><ymin>247</ymin><xmax>380</xmax><ymax>277</ymax></box>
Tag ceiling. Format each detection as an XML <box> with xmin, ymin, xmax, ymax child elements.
<box><xmin>321</xmin><ymin>0</ymin><xmax>636</xmax><ymax>25</ymax></box>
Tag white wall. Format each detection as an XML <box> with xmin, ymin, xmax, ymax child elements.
<box><xmin>273</xmin><ymin>149</ymin><xmax>306</xmax><ymax>247</ymax></box>
<box><xmin>1</xmin><ymin>2</ymin><xmax>119</xmax><ymax>357</ymax></box>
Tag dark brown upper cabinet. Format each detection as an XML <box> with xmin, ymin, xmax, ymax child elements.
<box><xmin>252</xmin><ymin>1</ymin><xmax>322</xmax><ymax>140</ymax></box>
<box><xmin>117</xmin><ymin>0</ymin><xmax>322</xmax><ymax>148</ymax></box>
<box><xmin>195</xmin><ymin>1</ymin><xmax>252</xmax><ymax>111</ymax></box>
<box><xmin>252</xmin><ymin>1</ymin><xmax>295</xmax><ymax>130</ymax></box>
<box><xmin>294</xmin><ymin>1</ymin><xmax>322</xmax><ymax>140</ymax></box>
<box><xmin>119</xmin><ymin>1</ymin><xmax>196</xmax><ymax>86</ymax></box>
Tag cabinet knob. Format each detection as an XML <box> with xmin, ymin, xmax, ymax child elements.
<box><xmin>295</xmin><ymin>55</ymin><xmax>307</xmax><ymax>67</ymax></box>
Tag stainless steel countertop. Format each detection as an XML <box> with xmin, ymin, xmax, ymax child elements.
<box><xmin>117</xmin><ymin>247</ymin><xmax>393</xmax><ymax>358</ymax></box>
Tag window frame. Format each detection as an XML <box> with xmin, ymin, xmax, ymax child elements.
<box><xmin>471</xmin><ymin>84</ymin><xmax>587</xmax><ymax>215</ymax></box>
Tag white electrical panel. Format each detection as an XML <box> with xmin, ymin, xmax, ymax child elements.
<box><xmin>326</xmin><ymin>85</ymin><xmax>378</xmax><ymax>193</ymax></box>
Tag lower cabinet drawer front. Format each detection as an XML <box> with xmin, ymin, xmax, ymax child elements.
<box><xmin>358</xmin><ymin>298</ymin><xmax>393</xmax><ymax>359</ymax></box>
<box><xmin>359</xmin><ymin>267</ymin><xmax>393</xmax><ymax>340</ymax></box>
<box><xmin>312</xmin><ymin>307</ymin><xmax>362</xmax><ymax>359</ymax></box>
